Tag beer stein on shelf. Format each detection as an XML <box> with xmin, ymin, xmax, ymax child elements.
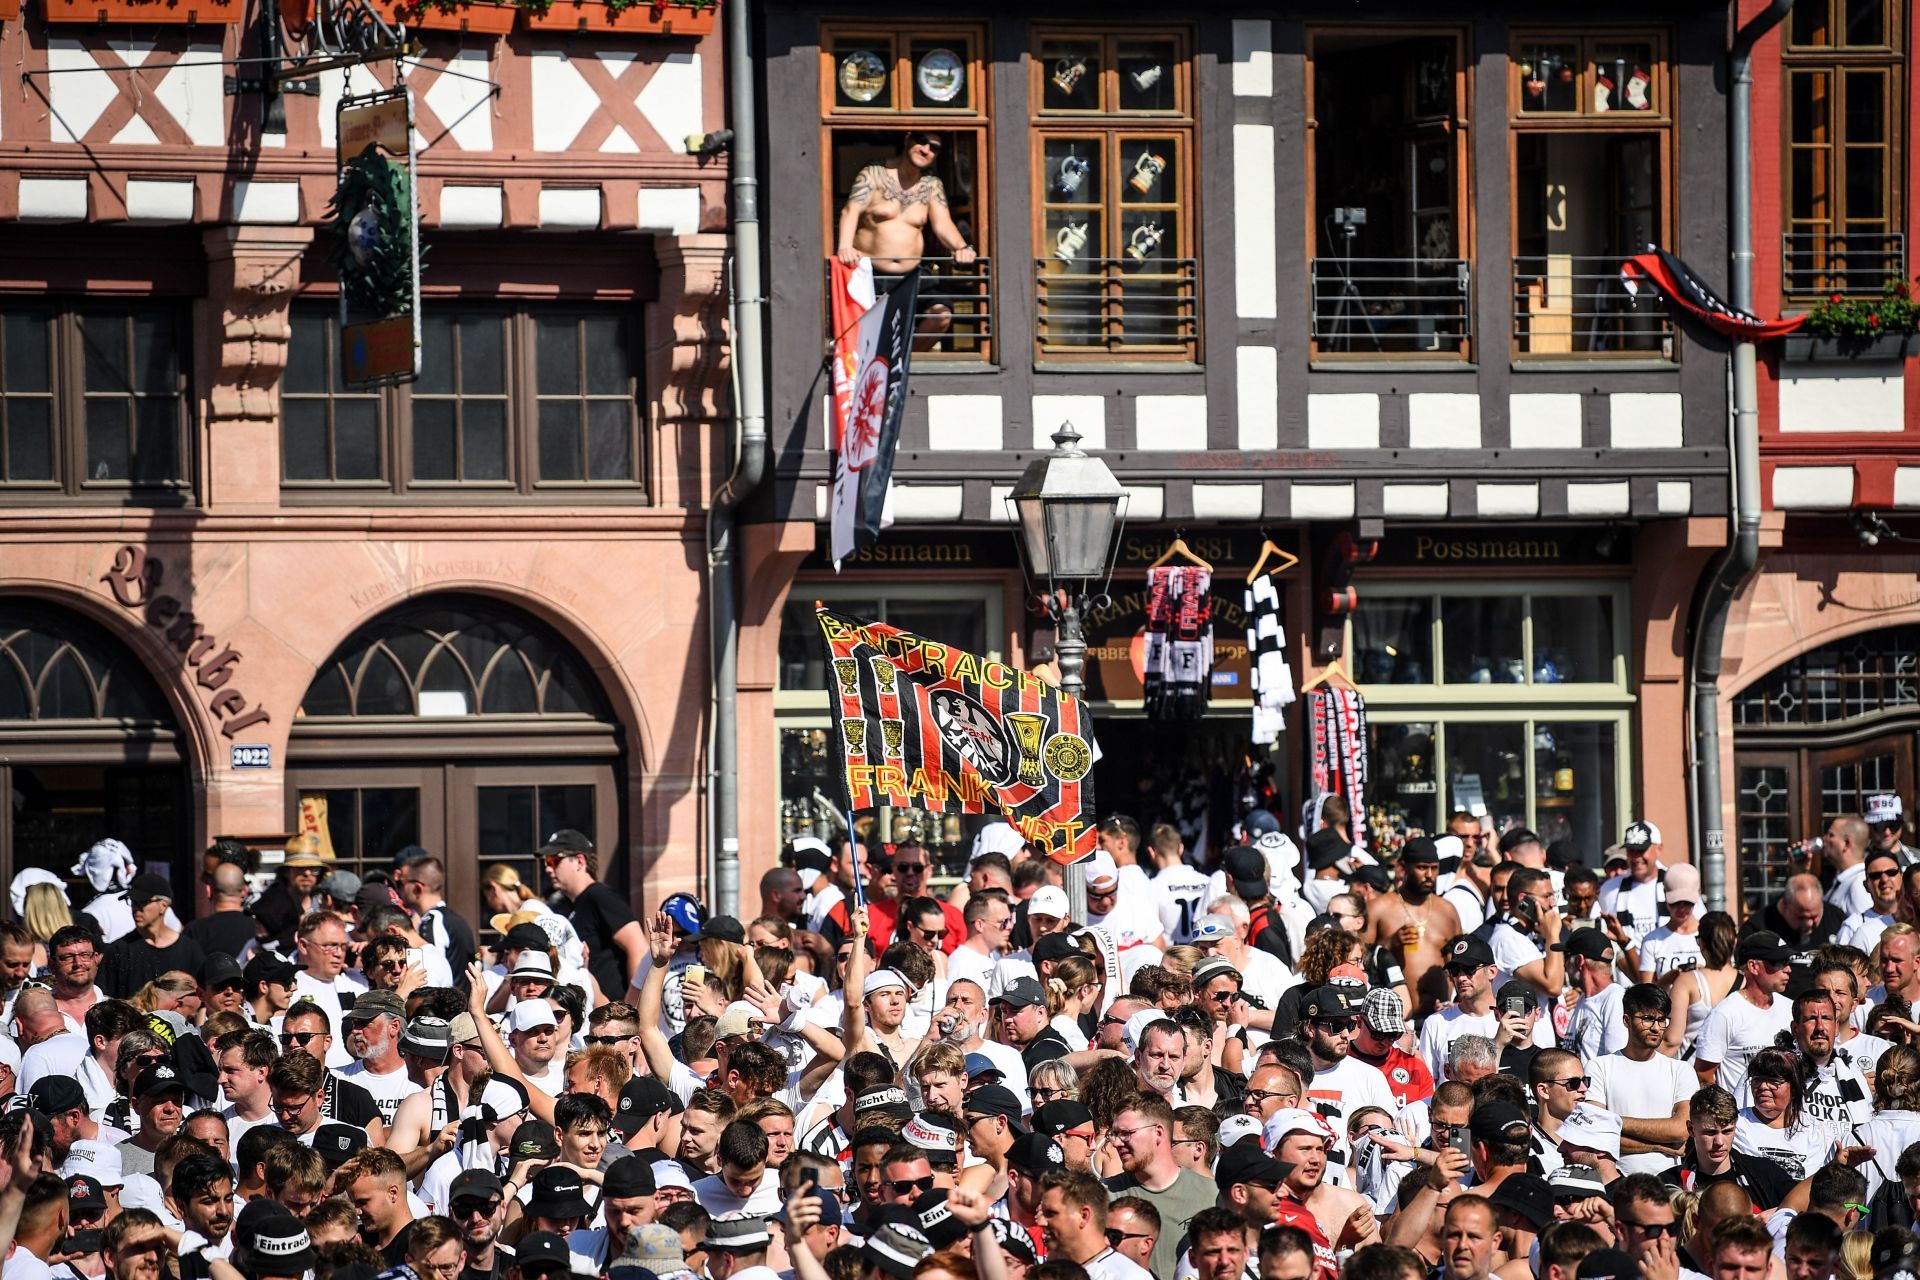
<box><xmin>1129</xmin><ymin>150</ymin><xmax>1168</xmax><ymax>194</ymax></box>
<box><xmin>1125</xmin><ymin>221</ymin><xmax>1164</xmax><ymax>263</ymax></box>
<box><xmin>1054</xmin><ymin>152</ymin><xmax>1091</xmax><ymax>198</ymax></box>
<box><xmin>1054</xmin><ymin>221</ymin><xmax>1089</xmax><ymax>264</ymax></box>
<box><xmin>1052</xmin><ymin>57</ymin><xmax>1088</xmax><ymax>94</ymax></box>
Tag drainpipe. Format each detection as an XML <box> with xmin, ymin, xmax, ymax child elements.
<box><xmin>707</xmin><ymin>0</ymin><xmax>766</xmax><ymax>919</ymax></box>
<box><xmin>1692</xmin><ymin>0</ymin><xmax>1793</xmax><ymax>912</ymax></box>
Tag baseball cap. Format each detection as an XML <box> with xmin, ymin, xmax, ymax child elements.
<box><xmin>1192</xmin><ymin>956</ymin><xmax>1241</xmax><ymax>988</ymax></box>
<box><xmin>1868</xmin><ymin>794</ymin><xmax>1905</xmax><ymax>825</ymax></box>
<box><xmin>65</xmin><ymin>1175</ymin><xmax>105</xmax><ymax>1216</ymax></box>
<box><xmin>1084</xmin><ymin>851</ymin><xmax>1120</xmax><ymax>893</ymax></box>
<box><xmin>1216</xmin><ymin>1114</ymin><xmax>1263</xmax><ymax>1149</ymax></box>
<box><xmin>448</xmin><ymin>1169</ymin><xmax>506</xmax><ymax>1205</ymax></box>
<box><xmin>234</xmin><ymin>1200</ymin><xmax>318</xmax><ymax>1277</ymax></box>
<box><xmin>1487</xmin><ymin>1173</ymin><xmax>1554</xmax><ymax>1232</ymax></box>
<box><xmin>312</xmin><ymin>1123</ymin><xmax>367</xmax><ymax>1167</ymax></box>
<box><xmin>29</xmin><ymin>1078</ymin><xmax>85</xmax><ymax>1117</ymax></box>
<box><xmin>510</xmin><ymin>1120</ymin><xmax>561</xmax><ymax>1161</ymax></box>
<box><xmin>602</xmin><ymin>1157</ymin><xmax>656</xmax><ymax>1199</ymax></box>
<box><xmin>355</xmin><ymin>882</ymin><xmax>405</xmax><ymax>915</ymax></box>
<box><xmin>702</xmin><ymin>916</ymin><xmax>747</xmax><ymax>945</ymax></box>
<box><xmin>131</xmin><ymin>1064</ymin><xmax>186</xmax><ymax>1101</ymax></box>
<box><xmin>317</xmin><ymin>869</ymin><xmax>361</xmax><ymax>905</ymax></box>
<box><xmin>713</xmin><ymin>1001</ymin><xmax>762</xmax><ymax>1041</ymax></box>
<box><xmin>1223</xmin><ymin>847</ymin><xmax>1269</xmax><ymax>895</ymax></box>
<box><xmin>1552</xmin><ymin>930</ymin><xmax>1615</xmax><ymax>962</ymax></box>
<box><xmin>1622</xmin><ymin>821</ymin><xmax>1661</xmax><ymax>850</ymax></box>
<box><xmin>343</xmin><ymin>990</ymin><xmax>405</xmax><ymax>1023</ymax></box>
<box><xmin>1006</xmin><ymin>1132</ymin><xmax>1066</xmax><ymax>1177</ymax></box>
<box><xmin>964</xmin><ymin>1084</ymin><xmax>1024</xmax><ymax>1125</ymax></box>
<box><xmin>1445</xmin><ymin>934</ymin><xmax>1495</xmax><ymax>970</ymax></box>
<box><xmin>510</xmin><ymin>1001</ymin><xmax>558</xmax><ymax>1033</ymax></box>
<box><xmin>514</xmin><ymin>1232</ymin><xmax>575</xmax><ymax>1277</ymax></box>
<box><xmin>1032</xmin><ymin>1100</ymin><xmax>1093</xmax><ymax>1137</ymax></box>
<box><xmin>536</xmin><ymin>829</ymin><xmax>594</xmax><ymax>857</ymax></box>
<box><xmin>1027</xmin><ymin>886</ymin><xmax>1070</xmax><ymax>920</ymax></box>
<box><xmin>1216</xmin><ymin>1143</ymin><xmax>1294</xmax><ymax>1186</ymax></box>
<box><xmin>1189</xmin><ymin>914</ymin><xmax>1236</xmax><ymax>945</ymax></box>
<box><xmin>1663</xmin><ymin>862</ymin><xmax>1702</xmax><ymax>904</ymax></box>
<box><xmin>243</xmin><ymin>952</ymin><xmax>297</xmax><ymax>988</ymax></box>
<box><xmin>1263</xmin><ymin>1108</ymin><xmax>1334</xmax><ymax>1149</ymax></box>
<box><xmin>1400</xmin><ymin>836</ymin><xmax>1439</xmax><ymax>865</ymax></box>
<box><xmin>1300</xmin><ymin>984</ymin><xmax>1360</xmax><ymax>1022</ymax></box>
<box><xmin>198</xmin><ymin>954</ymin><xmax>244</xmax><ymax>990</ymax></box>
<box><xmin>526</xmin><ymin>1166</ymin><xmax>592</xmax><ymax>1219</ymax></box>
<box><xmin>659</xmin><ymin>893</ymin><xmax>702</xmax><ymax>937</ymax></box>
<box><xmin>1468</xmin><ymin>1101</ymin><xmax>1532</xmax><ymax>1145</ymax></box>
<box><xmin>992</xmin><ymin>976</ymin><xmax>1046</xmax><ymax>1010</ymax></box>
<box><xmin>1239</xmin><ymin>810</ymin><xmax>1281</xmax><ymax>839</ymax></box>
<box><xmin>128</xmin><ymin>873</ymin><xmax>173</xmax><ymax>909</ymax></box>
<box><xmin>1362</xmin><ymin>988</ymin><xmax>1407</xmax><ymax>1036</ymax></box>
<box><xmin>1031</xmin><ymin>933</ymin><xmax>1082</xmax><ymax>964</ymax></box>
<box><xmin>1736</xmin><ymin>930</ymin><xmax>1793</xmax><ymax>965</ymax></box>
<box><xmin>1577</xmin><ymin>1250</ymin><xmax>1642</xmax><ymax>1280</ymax></box>
<box><xmin>1350</xmin><ymin>865</ymin><xmax>1391</xmax><ymax>892</ymax></box>
<box><xmin>1547</xmin><ymin>1163</ymin><xmax>1609</xmax><ymax>1200</ymax></box>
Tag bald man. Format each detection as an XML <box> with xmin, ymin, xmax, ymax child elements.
<box><xmin>1746</xmin><ymin>874</ymin><xmax>1842</xmax><ymax>950</ymax></box>
<box><xmin>1823</xmin><ymin>816</ymin><xmax>1873</xmax><ymax>917</ymax></box>
<box><xmin>187</xmin><ymin>862</ymin><xmax>260</xmax><ymax>958</ymax></box>
<box><xmin>760</xmin><ymin>869</ymin><xmax>805</xmax><ymax>928</ymax></box>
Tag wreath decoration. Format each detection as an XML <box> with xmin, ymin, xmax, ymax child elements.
<box><xmin>327</xmin><ymin>144</ymin><xmax>419</xmax><ymax>317</ymax></box>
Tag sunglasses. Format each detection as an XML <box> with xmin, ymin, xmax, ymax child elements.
<box><xmin>916</xmin><ymin>929</ymin><xmax>948</xmax><ymax>942</ymax></box>
<box><xmin>451</xmin><ymin>1199</ymin><xmax>503</xmax><ymax>1218</ymax></box>
<box><xmin>279</xmin><ymin>1031</ymin><xmax>323</xmax><ymax>1046</ymax></box>
<box><xmin>1106</xmin><ymin>1230</ymin><xmax>1152</xmax><ymax>1246</ymax></box>
<box><xmin>888</xmin><ymin>1176</ymin><xmax>935</xmax><ymax>1196</ymax></box>
<box><xmin>1549</xmin><ymin>1076</ymin><xmax>1590</xmax><ymax>1090</ymax></box>
<box><xmin>907</xmin><ymin>134</ymin><xmax>944</xmax><ymax>152</ymax></box>
<box><xmin>1623</xmin><ymin>1221</ymin><xmax>1676</xmax><ymax>1238</ymax></box>
<box><xmin>583</xmin><ymin>1034</ymin><xmax>634</xmax><ymax>1046</ymax></box>
<box><xmin>1870</xmin><ymin>868</ymin><xmax>1903</xmax><ymax>879</ymax></box>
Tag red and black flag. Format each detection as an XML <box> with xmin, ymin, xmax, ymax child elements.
<box><xmin>829</xmin><ymin>260</ymin><xmax>921</xmax><ymax>569</ymax></box>
<box><xmin>1619</xmin><ymin>248</ymin><xmax>1805</xmax><ymax>341</ymax></box>
<box><xmin>816</xmin><ymin>605</ymin><xmax>1100</xmax><ymax>863</ymax></box>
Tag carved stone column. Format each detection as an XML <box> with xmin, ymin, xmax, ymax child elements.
<box><xmin>197</xmin><ymin>226</ymin><xmax>315</xmax><ymax>509</ymax></box>
<box><xmin>645</xmin><ymin>232</ymin><xmax>731</xmax><ymax>508</ymax></box>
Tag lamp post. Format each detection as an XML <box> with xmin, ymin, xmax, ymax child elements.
<box><xmin>1006</xmin><ymin>423</ymin><xmax>1127</xmax><ymax>924</ymax></box>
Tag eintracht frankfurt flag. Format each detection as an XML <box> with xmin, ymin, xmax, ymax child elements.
<box><xmin>829</xmin><ymin>259</ymin><xmax>920</xmax><ymax>569</ymax></box>
<box><xmin>816</xmin><ymin>605</ymin><xmax>1100</xmax><ymax>863</ymax></box>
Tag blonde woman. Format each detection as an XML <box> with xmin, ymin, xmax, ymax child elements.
<box><xmin>22</xmin><ymin>882</ymin><xmax>73</xmax><ymax>969</ymax></box>
<box><xmin>482</xmin><ymin>864</ymin><xmax>542</xmax><ymax>918</ymax></box>
<box><xmin>130</xmin><ymin>971</ymin><xmax>200</xmax><ymax>1018</ymax></box>
<box><xmin>1841</xmin><ymin>1230</ymin><xmax>1873</xmax><ymax>1280</ymax></box>
<box><xmin>1028</xmin><ymin>1058</ymin><xmax>1078</xmax><ymax>1109</ymax></box>
<box><xmin>483</xmin><ymin>865</ymin><xmax>589</xmax><ymax>974</ymax></box>
<box><xmin>1044</xmin><ymin>955</ymin><xmax>1100</xmax><ymax>1052</ymax></box>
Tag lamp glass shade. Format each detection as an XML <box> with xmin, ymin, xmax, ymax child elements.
<box><xmin>1007</xmin><ymin>423</ymin><xmax>1126</xmax><ymax>584</ymax></box>
<box><xmin>1043</xmin><ymin>495</ymin><xmax>1120</xmax><ymax>581</ymax></box>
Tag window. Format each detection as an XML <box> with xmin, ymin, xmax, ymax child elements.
<box><xmin>1031</xmin><ymin>28</ymin><xmax>1198</xmax><ymax>361</ymax></box>
<box><xmin>1509</xmin><ymin>32</ymin><xmax>1674</xmax><ymax>358</ymax></box>
<box><xmin>0</xmin><ymin>302</ymin><xmax>191</xmax><ymax>496</ymax></box>
<box><xmin>1783</xmin><ymin>1</ymin><xmax>1905</xmax><ymax>297</ymax></box>
<box><xmin>1307</xmin><ymin>30</ymin><xmax>1472</xmax><ymax>358</ymax></box>
<box><xmin>821</xmin><ymin>24</ymin><xmax>993</xmax><ymax>362</ymax></box>
<box><xmin>1348</xmin><ymin>582</ymin><xmax>1631</xmax><ymax>861</ymax></box>
<box><xmin>777</xmin><ymin>584</ymin><xmax>1003</xmax><ymax>877</ymax></box>
<box><xmin>282</xmin><ymin>303</ymin><xmax>642</xmax><ymax>496</ymax></box>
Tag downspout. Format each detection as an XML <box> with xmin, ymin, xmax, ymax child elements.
<box><xmin>708</xmin><ymin>0</ymin><xmax>766</xmax><ymax>919</ymax></box>
<box><xmin>1692</xmin><ymin>0</ymin><xmax>1793</xmax><ymax>911</ymax></box>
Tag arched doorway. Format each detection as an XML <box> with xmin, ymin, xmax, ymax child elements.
<box><xmin>0</xmin><ymin>600</ymin><xmax>188</xmax><ymax>882</ymax></box>
<box><xmin>289</xmin><ymin>596</ymin><xmax>624</xmax><ymax>927</ymax></box>
<box><xmin>1732</xmin><ymin>623</ymin><xmax>1920</xmax><ymax>915</ymax></box>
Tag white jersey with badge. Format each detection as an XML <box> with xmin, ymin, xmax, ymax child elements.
<box><xmin>1150</xmin><ymin>865</ymin><xmax>1212</xmax><ymax>945</ymax></box>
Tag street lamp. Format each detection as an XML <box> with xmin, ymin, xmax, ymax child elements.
<box><xmin>1006</xmin><ymin>422</ymin><xmax>1127</xmax><ymax>923</ymax></box>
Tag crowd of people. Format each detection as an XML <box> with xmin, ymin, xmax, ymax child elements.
<box><xmin>1</xmin><ymin>796</ymin><xmax>1920</xmax><ymax>1280</ymax></box>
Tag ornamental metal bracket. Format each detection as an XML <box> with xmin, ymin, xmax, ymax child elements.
<box><xmin>235</xmin><ymin>0</ymin><xmax>417</xmax><ymax>131</ymax></box>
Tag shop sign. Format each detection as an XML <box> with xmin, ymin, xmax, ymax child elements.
<box><xmin>99</xmin><ymin>545</ymin><xmax>272</xmax><ymax>740</ymax></box>
<box><xmin>1081</xmin><ymin>583</ymin><xmax>1251</xmax><ymax>703</ymax></box>
<box><xmin>1370</xmin><ymin>528</ymin><xmax>1630</xmax><ymax>568</ymax></box>
<box><xmin>803</xmin><ymin>529</ymin><xmax>1018</xmax><ymax>571</ymax></box>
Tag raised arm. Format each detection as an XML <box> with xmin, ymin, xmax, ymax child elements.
<box><xmin>635</xmin><ymin>914</ymin><xmax>685</xmax><ymax>1086</ymax></box>
<box><xmin>842</xmin><ymin>905</ymin><xmax>876</xmax><ymax>1059</ymax></box>
<box><xmin>463</xmin><ymin>961</ymin><xmax>554</xmax><ymax>1124</ymax></box>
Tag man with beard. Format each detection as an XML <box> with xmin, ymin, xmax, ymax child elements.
<box><xmin>337</xmin><ymin>991</ymin><xmax>423</xmax><ymax>1124</ymax></box>
<box><xmin>1101</xmin><ymin>1096</ymin><xmax>1213</xmax><ymax>1280</ymax></box>
<box><xmin>1584</xmin><ymin>983</ymin><xmax>1694</xmax><ymax>1175</ymax></box>
<box><xmin>1366</xmin><ymin>840</ymin><xmax>1461</xmax><ymax>1018</ymax></box>
<box><xmin>1789</xmin><ymin>990</ymin><xmax>1873</xmax><ymax>1136</ymax></box>
<box><xmin>565</xmin><ymin>1155</ymin><xmax>656</xmax><ymax>1271</ymax></box>
<box><xmin>1268</xmin><ymin>1109</ymin><xmax>1377</xmax><ymax>1277</ymax></box>
<box><xmin>1297</xmin><ymin>987</ymin><xmax>1395</xmax><ymax>1149</ymax></box>
<box><xmin>1132</xmin><ymin>1020</ymin><xmax>1186</xmax><ymax>1102</ymax></box>
<box><xmin>1694</xmin><ymin>932</ymin><xmax>1794</xmax><ymax>1096</ymax></box>
<box><xmin>445</xmin><ymin>1169</ymin><xmax>512</xmax><ymax>1280</ymax></box>
<box><xmin>1033</xmin><ymin>1169</ymin><xmax>1152</xmax><ymax>1280</ymax></box>
<box><xmin>166</xmin><ymin>1154</ymin><xmax>235</xmax><ymax>1277</ymax></box>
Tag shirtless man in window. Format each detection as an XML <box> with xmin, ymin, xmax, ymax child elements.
<box><xmin>836</xmin><ymin>132</ymin><xmax>976</xmax><ymax>273</ymax></box>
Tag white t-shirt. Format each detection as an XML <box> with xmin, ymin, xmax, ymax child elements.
<box><xmin>19</xmin><ymin>1033</ymin><xmax>87</xmax><ymax>1095</ymax></box>
<box><xmin>690</xmin><ymin>1167</ymin><xmax>782</xmax><ymax>1216</ymax></box>
<box><xmin>1418</xmin><ymin>1005</ymin><xmax>1498</xmax><ymax>1081</ymax></box>
<box><xmin>334</xmin><ymin>1061</ymin><xmax>422</xmax><ymax>1125</ymax></box>
<box><xmin>1732</xmin><ymin>1107</ymin><xmax>1838</xmax><ymax>1182</ymax></box>
<box><xmin>1695</xmin><ymin>992</ymin><xmax>1792</xmax><ymax>1098</ymax></box>
<box><xmin>1585</xmin><ymin>1050</ymin><xmax>1697</xmax><ymax>1175</ymax></box>
<box><xmin>1048</xmin><ymin>1014</ymin><xmax>1089</xmax><ymax>1053</ymax></box>
<box><xmin>1596</xmin><ymin>873</ymin><xmax>1663</xmax><ymax>940</ymax></box>
<box><xmin>1800</xmin><ymin>1056</ymin><xmax>1875</xmax><ymax>1133</ymax></box>
<box><xmin>1151</xmin><ymin>865</ymin><xmax>1213</xmax><ymax>945</ymax></box>
<box><xmin>1828</xmin><ymin>864</ymin><xmax>1872</xmax><ymax>917</ymax></box>
<box><xmin>970</xmin><ymin>1037</ymin><xmax>1030</xmax><ymax>1102</ymax></box>
<box><xmin>221</xmin><ymin>1105</ymin><xmax>276</xmax><ymax>1153</ymax></box>
<box><xmin>1082</xmin><ymin>1249</ymin><xmax>1154</xmax><ymax>1280</ymax></box>
<box><xmin>290</xmin><ymin>970</ymin><xmax>367</xmax><ymax>1069</ymax></box>
<box><xmin>1442</xmin><ymin>882</ymin><xmax>1487</xmax><ymax>936</ymax></box>
<box><xmin>1305</xmin><ymin>1055</ymin><xmax>1396</xmax><ymax>1151</ymax></box>
<box><xmin>1566</xmin><ymin>984</ymin><xmax>1629</xmax><ymax>1062</ymax></box>
<box><xmin>1089</xmin><ymin>896</ymin><xmax>1163</xmax><ymax>951</ymax></box>
<box><xmin>1638</xmin><ymin>926</ymin><xmax>1703</xmax><ymax>980</ymax></box>
<box><xmin>5</xmin><ymin>1248</ymin><xmax>53</xmax><ymax>1280</ymax></box>
<box><xmin>522</xmin><ymin>1059</ymin><xmax>567</xmax><ymax>1098</ymax></box>
<box><xmin>1840</xmin><ymin>1032</ymin><xmax>1894</xmax><ymax>1076</ymax></box>
<box><xmin>945</xmin><ymin>945</ymin><xmax>997</xmax><ymax>993</ymax></box>
<box><xmin>1836</xmin><ymin>909</ymin><xmax>1896</xmax><ymax>955</ymax></box>
<box><xmin>1238</xmin><ymin>948</ymin><xmax>1297</xmax><ymax>1011</ymax></box>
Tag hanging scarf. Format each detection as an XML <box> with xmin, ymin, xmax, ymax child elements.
<box><xmin>1144</xmin><ymin>565</ymin><xmax>1214</xmax><ymax>720</ymax></box>
<box><xmin>1244</xmin><ymin>572</ymin><xmax>1294</xmax><ymax>745</ymax></box>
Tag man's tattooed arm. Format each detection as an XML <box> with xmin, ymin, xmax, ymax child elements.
<box><xmin>847</xmin><ymin>165</ymin><xmax>882</xmax><ymax>206</ymax></box>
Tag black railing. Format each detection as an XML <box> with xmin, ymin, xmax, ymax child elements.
<box><xmin>1310</xmin><ymin>257</ymin><xmax>1472</xmax><ymax>355</ymax></box>
<box><xmin>1034</xmin><ymin>257</ymin><xmax>1199</xmax><ymax>357</ymax></box>
<box><xmin>1511</xmin><ymin>256</ymin><xmax>1672</xmax><ymax>356</ymax></box>
<box><xmin>1783</xmin><ymin>231</ymin><xmax>1906</xmax><ymax>299</ymax></box>
<box><xmin>823</xmin><ymin>256</ymin><xmax>993</xmax><ymax>361</ymax></box>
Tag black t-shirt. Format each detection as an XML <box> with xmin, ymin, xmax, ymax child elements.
<box><xmin>1021</xmin><ymin>1027</ymin><xmax>1072</xmax><ymax>1071</ymax></box>
<box><xmin>423</xmin><ymin>906</ymin><xmax>478</xmax><ymax>977</ymax></box>
<box><xmin>1656</xmin><ymin>1151</ymin><xmax>1795</xmax><ymax>1209</ymax></box>
<box><xmin>184</xmin><ymin>910</ymin><xmax>258</xmax><ymax>960</ymax></box>
<box><xmin>323</xmin><ymin>1073</ymin><xmax>381</xmax><ymax>1128</ymax></box>
<box><xmin>570</xmin><ymin>882</ymin><xmax>637</xmax><ymax>997</ymax></box>
<box><xmin>381</xmin><ymin>1224</ymin><xmax>413</xmax><ymax>1269</ymax></box>
<box><xmin>460</xmin><ymin>1244</ymin><xmax>514</xmax><ymax>1280</ymax></box>
<box><xmin>1270</xmin><ymin>984</ymin><xmax>1307</xmax><ymax>1041</ymax></box>
<box><xmin>101</xmin><ymin>932</ymin><xmax>207</xmax><ymax>999</ymax></box>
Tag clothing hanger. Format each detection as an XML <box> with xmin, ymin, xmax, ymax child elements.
<box><xmin>1147</xmin><ymin>530</ymin><xmax>1214</xmax><ymax>572</ymax></box>
<box><xmin>1245</xmin><ymin>534</ymin><xmax>1299</xmax><ymax>584</ymax></box>
<box><xmin>1301</xmin><ymin>657</ymin><xmax>1356</xmax><ymax>691</ymax></box>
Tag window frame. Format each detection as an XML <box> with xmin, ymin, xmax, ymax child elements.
<box><xmin>1507</xmin><ymin>29</ymin><xmax>1676</xmax><ymax>362</ymax></box>
<box><xmin>280</xmin><ymin>301</ymin><xmax>646</xmax><ymax>500</ymax></box>
<box><xmin>1303</xmin><ymin>26</ymin><xmax>1476</xmax><ymax>363</ymax></box>
<box><xmin>819</xmin><ymin>22</ymin><xmax>995</xmax><ymax>367</ymax></box>
<box><xmin>1029</xmin><ymin>24</ymin><xmax>1200</xmax><ymax>363</ymax></box>
<box><xmin>0</xmin><ymin>300</ymin><xmax>194</xmax><ymax>500</ymax></box>
<box><xmin>1781</xmin><ymin>1</ymin><xmax>1906</xmax><ymax>300</ymax></box>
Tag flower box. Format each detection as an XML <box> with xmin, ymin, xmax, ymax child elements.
<box><xmin>524</xmin><ymin>0</ymin><xmax>715</xmax><ymax>35</ymax></box>
<box><xmin>397</xmin><ymin>0</ymin><xmax>517</xmax><ymax>33</ymax></box>
<box><xmin>43</xmin><ymin>0</ymin><xmax>241</xmax><ymax>22</ymax></box>
<box><xmin>1781</xmin><ymin>332</ymin><xmax>1915</xmax><ymax>362</ymax></box>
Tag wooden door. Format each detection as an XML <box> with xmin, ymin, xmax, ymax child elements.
<box><xmin>447</xmin><ymin>764</ymin><xmax>620</xmax><ymax>937</ymax></box>
<box><xmin>285</xmin><ymin>765</ymin><xmax>448</xmax><ymax>888</ymax></box>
